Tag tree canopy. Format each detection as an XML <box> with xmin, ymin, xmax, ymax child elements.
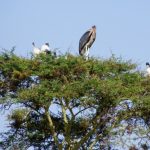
<box><xmin>0</xmin><ymin>50</ymin><xmax>150</xmax><ymax>149</ymax></box>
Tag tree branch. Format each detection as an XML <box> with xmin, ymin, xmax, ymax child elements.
<box><xmin>72</xmin><ymin>107</ymin><xmax>110</xmax><ymax>150</ymax></box>
<box><xmin>74</xmin><ymin>106</ymin><xmax>95</xmax><ymax>117</ymax></box>
<box><xmin>88</xmin><ymin>133</ymin><xmax>102</xmax><ymax>150</ymax></box>
<box><xmin>45</xmin><ymin>109</ymin><xmax>62</xmax><ymax>150</ymax></box>
<box><xmin>61</xmin><ymin>99</ymin><xmax>72</xmax><ymax>149</ymax></box>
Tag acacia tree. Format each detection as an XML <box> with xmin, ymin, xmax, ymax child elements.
<box><xmin>0</xmin><ymin>50</ymin><xmax>150</xmax><ymax>149</ymax></box>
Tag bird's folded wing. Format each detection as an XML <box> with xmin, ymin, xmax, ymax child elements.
<box><xmin>79</xmin><ymin>30</ymin><xmax>92</xmax><ymax>52</ymax></box>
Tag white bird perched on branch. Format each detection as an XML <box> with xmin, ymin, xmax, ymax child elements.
<box><xmin>32</xmin><ymin>42</ymin><xmax>41</xmax><ymax>56</ymax></box>
<box><xmin>146</xmin><ymin>62</ymin><xmax>150</xmax><ymax>76</ymax></box>
<box><xmin>41</xmin><ymin>43</ymin><xmax>51</xmax><ymax>54</ymax></box>
<box><xmin>79</xmin><ymin>25</ymin><xmax>96</xmax><ymax>60</ymax></box>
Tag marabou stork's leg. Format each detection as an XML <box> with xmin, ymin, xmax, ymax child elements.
<box><xmin>87</xmin><ymin>48</ymin><xmax>90</xmax><ymax>60</ymax></box>
<box><xmin>85</xmin><ymin>45</ymin><xmax>89</xmax><ymax>60</ymax></box>
<box><xmin>86</xmin><ymin>48</ymin><xmax>90</xmax><ymax>61</ymax></box>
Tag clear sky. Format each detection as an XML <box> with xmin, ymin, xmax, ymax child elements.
<box><xmin>0</xmin><ymin>0</ymin><xmax>150</xmax><ymax>69</ymax></box>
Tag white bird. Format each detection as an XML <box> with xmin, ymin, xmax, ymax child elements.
<box><xmin>32</xmin><ymin>42</ymin><xmax>41</xmax><ymax>56</ymax></box>
<box><xmin>146</xmin><ymin>62</ymin><xmax>150</xmax><ymax>76</ymax></box>
<box><xmin>41</xmin><ymin>43</ymin><xmax>51</xmax><ymax>54</ymax></box>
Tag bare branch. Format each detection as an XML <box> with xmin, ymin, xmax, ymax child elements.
<box><xmin>45</xmin><ymin>109</ymin><xmax>62</xmax><ymax>150</ymax></box>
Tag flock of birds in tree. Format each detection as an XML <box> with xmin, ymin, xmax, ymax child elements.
<box><xmin>32</xmin><ymin>25</ymin><xmax>150</xmax><ymax>76</ymax></box>
<box><xmin>32</xmin><ymin>25</ymin><xmax>96</xmax><ymax>60</ymax></box>
<box><xmin>32</xmin><ymin>42</ymin><xmax>50</xmax><ymax>56</ymax></box>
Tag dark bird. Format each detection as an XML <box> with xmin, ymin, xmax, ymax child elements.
<box><xmin>79</xmin><ymin>25</ymin><xmax>96</xmax><ymax>60</ymax></box>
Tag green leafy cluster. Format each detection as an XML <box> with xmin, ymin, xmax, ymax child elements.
<box><xmin>0</xmin><ymin>51</ymin><xmax>150</xmax><ymax>149</ymax></box>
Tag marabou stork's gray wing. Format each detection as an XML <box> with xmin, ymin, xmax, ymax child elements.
<box><xmin>79</xmin><ymin>30</ymin><xmax>92</xmax><ymax>54</ymax></box>
<box><xmin>88</xmin><ymin>31</ymin><xmax>96</xmax><ymax>48</ymax></box>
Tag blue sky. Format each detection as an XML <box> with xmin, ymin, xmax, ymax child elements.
<box><xmin>0</xmin><ymin>0</ymin><xmax>150</xmax><ymax>69</ymax></box>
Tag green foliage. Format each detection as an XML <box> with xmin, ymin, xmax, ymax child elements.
<box><xmin>0</xmin><ymin>51</ymin><xmax>150</xmax><ymax>149</ymax></box>
<box><xmin>8</xmin><ymin>109</ymin><xmax>29</xmax><ymax>129</ymax></box>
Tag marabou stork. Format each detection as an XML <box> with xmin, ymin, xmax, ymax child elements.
<box><xmin>79</xmin><ymin>25</ymin><xmax>96</xmax><ymax>60</ymax></box>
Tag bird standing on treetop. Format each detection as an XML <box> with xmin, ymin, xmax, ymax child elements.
<box><xmin>79</xmin><ymin>25</ymin><xmax>96</xmax><ymax>60</ymax></box>
<box><xmin>32</xmin><ymin>42</ymin><xmax>41</xmax><ymax>56</ymax></box>
<box><xmin>146</xmin><ymin>62</ymin><xmax>150</xmax><ymax>76</ymax></box>
<box><xmin>41</xmin><ymin>43</ymin><xmax>51</xmax><ymax>54</ymax></box>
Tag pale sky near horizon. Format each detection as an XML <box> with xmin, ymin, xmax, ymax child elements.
<box><xmin>0</xmin><ymin>1</ymin><xmax>150</xmax><ymax>148</ymax></box>
<box><xmin>0</xmin><ymin>1</ymin><xmax>150</xmax><ymax>69</ymax></box>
